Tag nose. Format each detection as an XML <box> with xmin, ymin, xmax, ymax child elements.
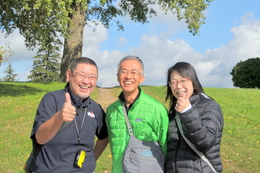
<box><xmin>176</xmin><ymin>81</ymin><xmax>182</xmax><ymax>88</ymax></box>
<box><xmin>82</xmin><ymin>77</ymin><xmax>90</xmax><ymax>83</ymax></box>
<box><xmin>125</xmin><ymin>71</ymin><xmax>133</xmax><ymax>78</ymax></box>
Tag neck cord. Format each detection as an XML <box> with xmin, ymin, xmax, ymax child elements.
<box><xmin>74</xmin><ymin>108</ymin><xmax>87</xmax><ymax>145</ymax></box>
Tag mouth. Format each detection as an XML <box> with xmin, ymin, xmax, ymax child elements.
<box><xmin>124</xmin><ymin>81</ymin><xmax>133</xmax><ymax>85</ymax></box>
<box><xmin>79</xmin><ymin>85</ymin><xmax>89</xmax><ymax>89</ymax></box>
<box><xmin>176</xmin><ymin>91</ymin><xmax>186</xmax><ymax>96</ymax></box>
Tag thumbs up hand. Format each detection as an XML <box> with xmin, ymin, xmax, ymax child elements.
<box><xmin>59</xmin><ymin>92</ymin><xmax>76</xmax><ymax>122</ymax></box>
<box><xmin>175</xmin><ymin>92</ymin><xmax>191</xmax><ymax>113</ymax></box>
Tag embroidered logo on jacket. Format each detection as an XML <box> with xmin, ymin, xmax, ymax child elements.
<box><xmin>87</xmin><ymin>111</ymin><xmax>95</xmax><ymax>118</ymax></box>
<box><xmin>142</xmin><ymin>150</ymin><xmax>153</xmax><ymax>157</ymax></box>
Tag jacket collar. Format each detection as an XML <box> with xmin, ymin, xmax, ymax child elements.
<box><xmin>118</xmin><ymin>87</ymin><xmax>142</xmax><ymax>110</ymax></box>
<box><xmin>189</xmin><ymin>93</ymin><xmax>201</xmax><ymax>104</ymax></box>
<box><xmin>65</xmin><ymin>83</ymin><xmax>90</xmax><ymax>109</ymax></box>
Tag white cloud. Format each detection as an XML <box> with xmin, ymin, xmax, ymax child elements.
<box><xmin>0</xmin><ymin>30</ymin><xmax>37</xmax><ymax>81</ymax></box>
<box><xmin>92</xmin><ymin>13</ymin><xmax>260</xmax><ymax>88</ymax></box>
<box><xmin>0</xmin><ymin>30</ymin><xmax>37</xmax><ymax>62</ymax></box>
<box><xmin>197</xmin><ymin>13</ymin><xmax>260</xmax><ymax>87</ymax></box>
<box><xmin>1</xmin><ymin>13</ymin><xmax>260</xmax><ymax>89</ymax></box>
<box><xmin>117</xmin><ymin>37</ymin><xmax>127</xmax><ymax>45</ymax></box>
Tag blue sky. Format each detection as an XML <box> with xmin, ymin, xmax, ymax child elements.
<box><xmin>1</xmin><ymin>0</ymin><xmax>260</xmax><ymax>88</ymax></box>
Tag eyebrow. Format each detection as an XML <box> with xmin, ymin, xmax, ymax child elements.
<box><xmin>120</xmin><ymin>68</ymin><xmax>139</xmax><ymax>71</ymax></box>
<box><xmin>170</xmin><ymin>78</ymin><xmax>186</xmax><ymax>80</ymax></box>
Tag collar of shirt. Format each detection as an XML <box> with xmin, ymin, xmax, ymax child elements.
<box><xmin>65</xmin><ymin>83</ymin><xmax>89</xmax><ymax>109</ymax></box>
<box><xmin>118</xmin><ymin>87</ymin><xmax>141</xmax><ymax>111</ymax></box>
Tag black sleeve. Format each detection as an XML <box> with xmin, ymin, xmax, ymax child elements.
<box><xmin>95</xmin><ymin>104</ymin><xmax>108</xmax><ymax>139</ymax></box>
<box><xmin>30</xmin><ymin>91</ymin><xmax>65</xmax><ymax>140</ymax></box>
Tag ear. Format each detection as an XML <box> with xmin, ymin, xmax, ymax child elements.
<box><xmin>139</xmin><ymin>75</ymin><xmax>145</xmax><ymax>84</ymax></box>
<box><xmin>117</xmin><ymin>73</ymin><xmax>120</xmax><ymax>82</ymax></box>
<box><xmin>66</xmin><ymin>69</ymin><xmax>72</xmax><ymax>82</ymax></box>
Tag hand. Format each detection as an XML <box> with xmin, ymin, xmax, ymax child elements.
<box><xmin>59</xmin><ymin>92</ymin><xmax>76</xmax><ymax>121</ymax></box>
<box><xmin>175</xmin><ymin>93</ymin><xmax>190</xmax><ymax>112</ymax></box>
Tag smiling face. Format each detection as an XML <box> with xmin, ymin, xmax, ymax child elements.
<box><xmin>117</xmin><ymin>59</ymin><xmax>145</xmax><ymax>96</ymax></box>
<box><xmin>170</xmin><ymin>70</ymin><xmax>193</xmax><ymax>100</ymax></box>
<box><xmin>66</xmin><ymin>63</ymin><xmax>98</xmax><ymax>100</ymax></box>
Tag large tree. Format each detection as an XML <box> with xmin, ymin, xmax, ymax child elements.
<box><xmin>230</xmin><ymin>57</ymin><xmax>260</xmax><ymax>89</ymax></box>
<box><xmin>0</xmin><ymin>0</ymin><xmax>213</xmax><ymax>81</ymax></box>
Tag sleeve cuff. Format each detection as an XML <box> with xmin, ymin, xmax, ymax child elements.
<box><xmin>181</xmin><ymin>104</ymin><xmax>192</xmax><ymax>113</ymax></box>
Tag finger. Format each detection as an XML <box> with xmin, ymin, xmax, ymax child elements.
<box><xmin>65</xmin><ymin>92</ymin><xmax>72</xmax><ymax>105</ymax></box>
<box><xmin>175</xmin><ymin>104</ymin><xmax>180</xmax><ymax>112</ymax></box>
<box><xmin>185</xmin><ymin>92</ymin><xmax>190</xmax><ymax>100</ymax></box>
<box><xmin>175</xmin><ymin>100</ymin><xmax>179</xmax><ymax>109</ymax></box>
<box><xmin>177</xmin><ymin>97</ymin><xmax>183</xmax><ymax>104</ymax></box>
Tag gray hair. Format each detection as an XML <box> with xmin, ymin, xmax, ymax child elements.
<box><xmin>117</xmin><ymin>55</ymin><xmax>144</xmax><ymax>74</ymax></box>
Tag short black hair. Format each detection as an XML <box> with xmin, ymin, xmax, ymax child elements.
<box><xmin>69</xmin><ymin>57</ymin><xmax>98</xmax><ymax>72</ymax></box>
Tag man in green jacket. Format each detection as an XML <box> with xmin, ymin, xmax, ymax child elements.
<box><xmin>106</xmin><ymin>55</ymin><xmax>168</xmax><ymax>173</ymax></box>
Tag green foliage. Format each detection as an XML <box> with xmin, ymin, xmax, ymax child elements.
<box><xmin>0</xmin><ymin>83</ymin><xmax>259</xmax><ymax>173</ymax></box>
<box><xmin>0</xmin><ymin>0</ymin><xmax>213</xmax><ymax>49</ymax></box>
<box><xmin>0</xmin><ymin>41</ymin><xmax>14</xmax><ymax>65</ymax></box>
<box><xmin>230</xmin><ymin>57</ymin><xmax>260</xmax><ymax>89</ymax></box>
<box><xmin>2</xmin><ymin>63</ymin><xmax>18</xmax><ymax>81</ymax></box>
<box><xmin>28</xmin><ymin>43</ymin><xmax>61</xmax><ymax>82</ymax></box>
<box><xmin>0</xmin><ymin>0</ymin><xmax>72</xmax><ymax>49</ymax></box>
<box><xmin>1</xmin><ymin>0</ymin><xmax>214</xmax><ymax>82</ymax></box>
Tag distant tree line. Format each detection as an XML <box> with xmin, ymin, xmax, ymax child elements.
<box><xmin>2</xmin><ymin>56</ymin><xmax>259</xmax><ymax>88</ymax></box>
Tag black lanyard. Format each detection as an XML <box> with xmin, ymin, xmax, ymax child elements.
<box><xmin>74</xmin><ymin>108</ymin><xmax>87</xmax><ymax>145</ymax></box>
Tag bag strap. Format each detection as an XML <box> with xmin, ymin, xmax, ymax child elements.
<box><xmin>175</xmin><ymin>113</ymin><xmax>217</xmax><ymax>173</ymax></box>
<box><xmin>122</xmin><ymin>103</ymin><xmax>134</xmax><ymax>136</ymax></box>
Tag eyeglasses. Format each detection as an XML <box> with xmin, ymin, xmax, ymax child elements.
<box><xmin>118</xmin><ymin>69</ymin><xmax>142</xmax><ymax>76</ymax></box>
<box><xmin>169</xmin><ymin>78</ymin><xmax>189</xmax><ymax>87</ymax></box>
<box><xmin>73</xmin><ymin>72</ymin><xmax>98</xmax><ymax>80</ymax></box>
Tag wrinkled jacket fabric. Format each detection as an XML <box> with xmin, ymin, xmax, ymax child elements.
<box><xmin>106</xmin><ymin>89</ymin><xmax>169</xmax><ymax>173</ymax></box>
<box><xmin>166</xmin><ymin>93</ymin><xmax>224</xmax><ymax>173</ymax></box>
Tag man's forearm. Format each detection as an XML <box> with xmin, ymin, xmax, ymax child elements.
<box><xmin>93</xmin><ymin>137</ymin><xmax>109</xmax><ymax>160</ymax></box>
<box><xmin>35</xmin><ymin>111</ymin><xmax>64</xmax><ymax>144</ymax></box>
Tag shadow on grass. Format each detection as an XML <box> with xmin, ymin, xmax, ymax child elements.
<box><xmin>0</xmin><ymin>83</ymin><xmax>43</xmax><ymax>97</ymax></box>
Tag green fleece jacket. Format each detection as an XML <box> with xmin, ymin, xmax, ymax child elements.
<box><xmin>106</xmin><ymin>89</ymin><xmax>168</xmax><ymax>173</ymax></box>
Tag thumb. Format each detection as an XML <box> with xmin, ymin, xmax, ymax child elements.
<box><xmin>65</xmin><ymin>92</ymin><xmax>72</xmax><ymax>105</ymax></box>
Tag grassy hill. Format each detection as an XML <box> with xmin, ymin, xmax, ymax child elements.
<box><xmin>0</xmin><ymin>82</ymin><xmax>259</xmax><ymax>173</ymax></box>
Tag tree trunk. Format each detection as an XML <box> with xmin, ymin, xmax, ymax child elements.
<box><xmin>60</xmin><ymin>4</ymin><xmax>86</xmax><ymax>82</ymax></box>
<box><xmin>0</xmin><ymin>54</ymin><xmax>2</xmax><ymax>66</ymax></box>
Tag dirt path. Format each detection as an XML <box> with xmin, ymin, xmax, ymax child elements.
<box><xmin>96</xmin><ymin>87</ymin><xmax>118</xmax><ymax>111</ymax></box>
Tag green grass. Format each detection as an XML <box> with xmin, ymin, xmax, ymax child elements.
<box><xmin>0</xmin><ymin>82</ymin><xmax>65</xmax><ymax>173</ymax></box>
<box><xmin>0</xmin><ymin>82</ymin><xmax>259</xmax><ymax>173</ymax></box>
